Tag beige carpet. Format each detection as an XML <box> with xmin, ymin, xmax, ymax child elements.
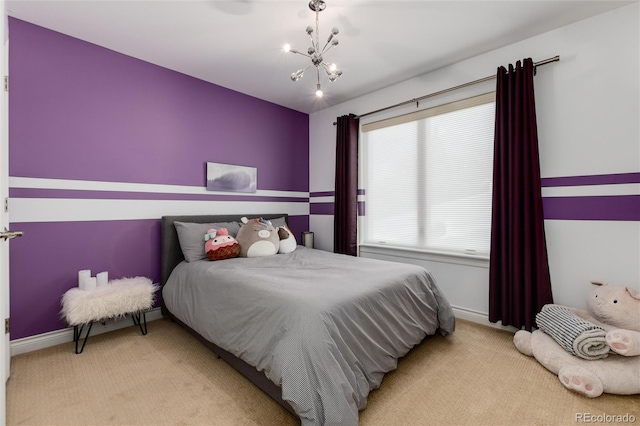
<box><xmin>6</xmin><ymin>318</ymin><xmax>639</xmax><ymax>425</ymax></box>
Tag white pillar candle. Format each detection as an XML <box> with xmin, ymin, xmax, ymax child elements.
<box><xmin>85</xmin><ymin>277</ymin><xmax>97</xmax><ymax>291</ymax></box>
<box><xmin>78</xmin><ymin>270</ymin><xmax>91</xmax><ymax>290</ymax></box>
<box><xmin>96</xmin><ymin>271</ymin><xmax>109</xmax><ymax>287</ymax></box>
<box><xmin>302</xmin><ymin>232</ymin><xmax>314</xmax><ymax>248</ymax></box>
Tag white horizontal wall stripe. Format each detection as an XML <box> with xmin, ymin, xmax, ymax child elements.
<box><xmin>310</xmin><ymin>196</ymin><xmax>334</xmax><ymax>203</ymax></box>
<box><xmin>541</xmin><ymin>183</ymin><xmax>639</xmax><ymax>197</ymax></box>
<box><xmin>10</xmin><ymin>176</ymin><xmax>309</xmax><ymax>199</ymax></box>
<box><xmin>11</xmin><ymin>198</ymin><xmax>309</xmax><ymax>223</ymax></box>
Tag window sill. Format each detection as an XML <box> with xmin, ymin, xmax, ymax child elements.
<box><xmin>358</xmin><ymin>243</ymin><xmax>490</xmax><ymax>268</ymax></box>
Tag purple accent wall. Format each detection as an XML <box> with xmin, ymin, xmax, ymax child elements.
<box><xmin>286</xmin><ymin>216</ymin><xmax>309</xmax><ymax>245</ymax></box>
<box><xmin>9</xmin><ymin>18</ymin><xmax>308</xmax><ymax>191</ymax></box>
<box><xmin>8</xmin><ymin>18</ymin><xmax>310</xmax><ymax>340</ymax></box>
<box><xmin>9</xmin><ymin>220</ymin><xmax>161</xmax><ymax>339</ymax></box>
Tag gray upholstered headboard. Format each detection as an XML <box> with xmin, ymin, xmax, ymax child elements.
<box><xmin>160</xmin><ymin>214</ymin><xmax>289</xmax><ymax>290</ymax></box>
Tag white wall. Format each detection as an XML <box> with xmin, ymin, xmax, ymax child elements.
<box><xmin>309</xmin><ymin>4</ymin><xmax>640</xmax><ymax>321</ymax></box>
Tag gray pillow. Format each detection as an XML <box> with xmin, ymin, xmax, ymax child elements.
<box><xmin>175</xmin><ymin>221</ymin><xmax>241</xmax><ymax>262</ymax></box>
<box><xmin>269</xmin><ymin>216</ymin><xmax>287</xmax><ymax>228</ymax></box>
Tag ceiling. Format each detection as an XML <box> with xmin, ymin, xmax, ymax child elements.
<box><xmin>6</xmin><ymin>0</ymin><xmax>635</xmax><ymax>114</ymax></box>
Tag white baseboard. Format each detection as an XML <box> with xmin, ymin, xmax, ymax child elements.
<box><xmin>451</xmin><ymin>305</ymin><xmax>519</xmax><ymax>333</ymax></box>
<box><xmin>10</xmin><ymin>308</ymin><xmax>164</xmax><ymax>356</ymax></box>
<box><xmin>11</xmin><ymin>306</ymin><xmax>514</xmax><ymax>356</ymax></box>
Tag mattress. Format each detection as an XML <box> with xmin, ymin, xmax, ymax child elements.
<box><xmin>163</xmin><ymin>246</ymin><xmax>455</xmax><ymax>425</ymax></box>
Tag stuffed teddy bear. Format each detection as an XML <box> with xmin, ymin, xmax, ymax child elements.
<box><xmin>513</xmin><ymin>281</ymin><xmax>640</xmax><ymax>397</ymax></box>
<box><xmin>204</xmin><ymin>228</ymin><xmax>240</xmax><ymax>261</ymax></box>
<box><xmin>235</xmin><ymin>217</ymin><xmax>280</xmax><ymax>258</ymax></box>
<box><xmin>277</xmin><ymin>224</ymin><xmax>297</xmax><ymax>254</ymax></box>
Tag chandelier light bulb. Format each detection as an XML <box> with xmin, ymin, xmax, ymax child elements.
<box><xmin>285</xmin><ymin>0</ymin><xmax>342</xmax><ymax>97</ymax></box>
<box><xmin>283</xmin><ymin>44</ymin><xmax>291</xmax><ymax>53</ymax></box>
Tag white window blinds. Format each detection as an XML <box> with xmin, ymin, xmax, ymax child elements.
<box><xmin>361</xmin><ymin>92</ymin><xmax>495</xmax><ymax>256</ymax></box>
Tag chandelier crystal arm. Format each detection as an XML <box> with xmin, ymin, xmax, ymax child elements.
<box><xmin>320</xmin><ymin>42</ymin><xmax>336</xmax><ymax>56</ymax></box>
<box><xmin>320</xmin><ymin>28</ymin><xmax>339</xmax><ymax>55</ymax></box>
<box><xmin>306</xmin><ymin>27</ymin><xmax>317</xmax><ymax>52</ymax></box>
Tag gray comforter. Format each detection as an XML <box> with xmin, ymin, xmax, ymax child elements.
<box><xmin>163</xmin><ymin>246</ymin><xmax>455</xmax><ymax>425</ymax></box>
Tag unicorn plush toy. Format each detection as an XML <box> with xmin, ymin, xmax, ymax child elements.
<box><xmin>235</xmin><ymin>217</ymin><xmax>280</xmax><ymax>258</ymax></box>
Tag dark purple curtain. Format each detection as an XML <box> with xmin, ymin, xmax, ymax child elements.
<box><xmin>334</xmin><ymin>114</ymin><xmax>359</xmax><ymax>256</ymax></box>
<box><xmin>489</xmin><ymin>58</ymin><xmax>553</xmax><ymax>330</ymax></box>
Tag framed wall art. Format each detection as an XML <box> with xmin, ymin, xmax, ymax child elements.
<box><xmin>206</xmin><ymin>162</ymin><xmax>257</xmax><ymax>193</ymax></box>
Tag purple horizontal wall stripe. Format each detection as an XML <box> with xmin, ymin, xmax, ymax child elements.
<box><xmin>358</xmin><ymin>201</ymin><xmax>365</xmax><ymax>216</ymax></box>
<box><xmin>9</xmin><ymin>18</ymin><xmax>309</xmax><ymax>192</ymax></box>
<box><xmin>542</xmin><ymin>195</ymin><xmax>640</xmax><ymax>221</ymax></box>
<box><xmin>310</xmin><ymin>203</ymin><xmax>334</xmax><ymax>215</ymax></box>
<box><xmin>310</xmin><ymin>191</ymin><xmax>334</xmax><ymax>197</ymax></box>
<box><xmin>542</xmin><ymin>172</ymin><xmax>640</xmax><ymax>187</ymax></box>
<box><xmin>310</xmin><ymin>189</ymin><xmax>365</xmax><ymax>197</ymax></box>
<box><xmin>10</xmin><ymin>188</ymin><xmax>308</xmax><ymax>203</ymax></box>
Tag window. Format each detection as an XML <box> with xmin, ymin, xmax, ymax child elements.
<box><xmin>361</xmin><ymin>93</ymin><xmax>495</xmax><ymax>256</ymax></box>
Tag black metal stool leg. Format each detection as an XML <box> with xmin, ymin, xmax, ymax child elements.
<box><xmin>73</xmin><ymin>321</ymin><xmax>94</xmax><ymax>354</ymax></box>
<box><xmin>131</xmin><ymin>310</ymin><xmax>148</xmax><ymax>335</ymax></box>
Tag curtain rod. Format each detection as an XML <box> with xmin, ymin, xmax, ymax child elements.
<box><xmin>333</xmin><ymin>55</ymin><xmax>560</xmax><ymax>124</ymax></box>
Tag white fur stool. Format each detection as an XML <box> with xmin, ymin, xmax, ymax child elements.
<box><xmin>61</xmin><ymin>276</ymin><xmax>158</xmax><ymax>354</ymax></box>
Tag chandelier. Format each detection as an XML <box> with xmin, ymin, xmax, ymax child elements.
<box><xmin>283</xmin><ymin>0</ymin><xmax>342</xmax><ymax>98</ymax></box>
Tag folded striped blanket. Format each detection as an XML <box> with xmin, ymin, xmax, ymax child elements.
<box><xmin>535</xmin><ymin>305</ymin><xmax>610</xmax><ymax>360</ymax></box>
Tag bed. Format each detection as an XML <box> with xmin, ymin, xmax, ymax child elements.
<box><xmin>161</xmin><ymin>214</ymin><xmax>455</xmax><ymax>425</ymax></box>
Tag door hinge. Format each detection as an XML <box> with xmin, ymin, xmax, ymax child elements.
<box><xmin>4</xmin><ymin>197</ymin><xmax>8</xmax><ymax>213</ymax></box>
<box><xmin>5</xmin><ymin>318</ymin><xmax>9</xmax><ymax>334</ymax></box>
<box><xmin>4</xmin><ymin>76</ymin><xmax>8</xmax><ymax>92</ymax></box>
